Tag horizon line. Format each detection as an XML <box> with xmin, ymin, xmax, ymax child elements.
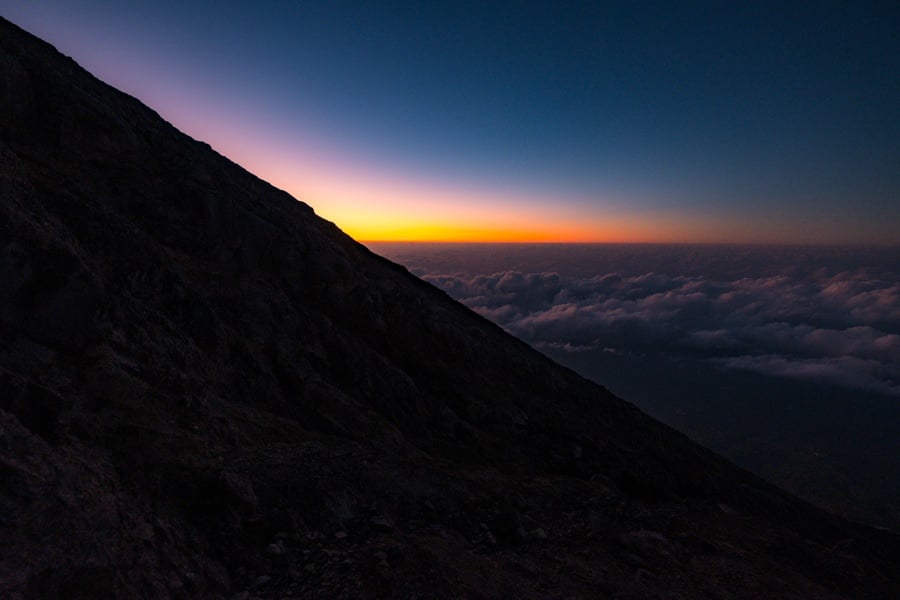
<box><xmin>360</xmin><ymin>240</ymin><xmax>900</xmax><ymax>248</ymax></box>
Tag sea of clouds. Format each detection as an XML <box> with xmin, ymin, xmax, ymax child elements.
<box><xmin>385</xmin><ymin>245</ymin><xmax>900</xmax><ymax>397</ymax></box>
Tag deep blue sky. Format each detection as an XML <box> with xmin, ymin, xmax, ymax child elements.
<box><xmin>4</xmin><ymin>1</ymin><xmax>899</xmax><ymax>242</ymax></box>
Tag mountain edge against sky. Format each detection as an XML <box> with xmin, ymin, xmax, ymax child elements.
<box><xmin>1</xmin><ymin>17</ymin><xmax>899</xmax><ymax>598</ymax></box>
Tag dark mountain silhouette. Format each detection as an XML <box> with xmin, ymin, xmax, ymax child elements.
<box><xmin>1</xmin><ymin>17</ymin><xmax>898</xmax><ymax>598</ymax></box>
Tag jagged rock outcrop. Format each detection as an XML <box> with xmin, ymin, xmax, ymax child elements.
<box><xmin>1</xmin><ymin>17</ymin><xmax>899</xmax><ymax>598</ymax></box>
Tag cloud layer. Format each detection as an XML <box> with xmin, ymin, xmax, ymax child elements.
<box><xmin>422</xmin><ymin>262</ymin><xmax>900</xmax><ymax>396</ymax></box>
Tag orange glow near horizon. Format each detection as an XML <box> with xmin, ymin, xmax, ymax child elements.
<box><xmin>161</xmin><ymin>111</ymin><xmax>891</xmax><ymax>246</ymax></box>
<box><xmin>182</xmin><ymin>126</ymin><xmax>856</xmax><ymax>245</ymax></box>
<box><xmin>288</xmin><ymin>179</ymin><xmax>688</xmax><ymax>244</ymax></box>
<box><xmin>142</xmin><ymin>109</ymin><xmax>678</xmax><ymax>242</ymax></box>
<box><xmin>334</xmin><ymin>208</ymin><xmax>689</xmax><ymax>243</ymax></box>
<box><xmin>341</xmin><ymin>217</ymin><xmax>601</xmax><ymax>243</ymax></box>
<box><xmin>186</xmin><ymin>127</ymin><xmax>701</xmax><ymax>243</ymax></box>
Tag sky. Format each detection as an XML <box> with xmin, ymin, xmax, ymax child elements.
<box><xmin>3</xmin><ymin>1</ymin><xmax>898</xmax><ymax>243</ymax></box>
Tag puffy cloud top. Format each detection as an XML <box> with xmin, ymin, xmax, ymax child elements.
<box><xmin>418</xmin><ymin>252</ymin><xmax>900</xmax><ymax>396</ymax></box>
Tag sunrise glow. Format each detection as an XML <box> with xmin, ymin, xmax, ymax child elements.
<box><xmin>9</xmin><ymin>3</ymin><xmax>896</xmax><ymax>246</ymax></box>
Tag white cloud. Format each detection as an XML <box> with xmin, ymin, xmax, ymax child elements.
<box><xmin>421</xmin><ymin>266</ymin><xmax>900</xmax><ymax>396</ymax></box>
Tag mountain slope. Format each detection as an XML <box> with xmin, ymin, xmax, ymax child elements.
<box><xmin>1</xmin><ymin>17</ymin><xmax>898</xmax><ymax>598</ymax></box>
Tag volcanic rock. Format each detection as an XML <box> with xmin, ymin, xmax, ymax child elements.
<box><xmin>1</xmin><ymin>16</ymin><xmax>899</xmax><ymax>599</ymax></box>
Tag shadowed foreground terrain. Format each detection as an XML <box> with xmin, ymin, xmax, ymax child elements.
<box><xmin>1</xmin><ymin>17</ymin><xmax>899</xmax><ymax>598</ymax></box>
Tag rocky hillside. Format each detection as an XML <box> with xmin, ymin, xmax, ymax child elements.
<box><xmin>1</xmin><ymin>17</ymin><xmax>899</xmax><ymax>598</ymax></box>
